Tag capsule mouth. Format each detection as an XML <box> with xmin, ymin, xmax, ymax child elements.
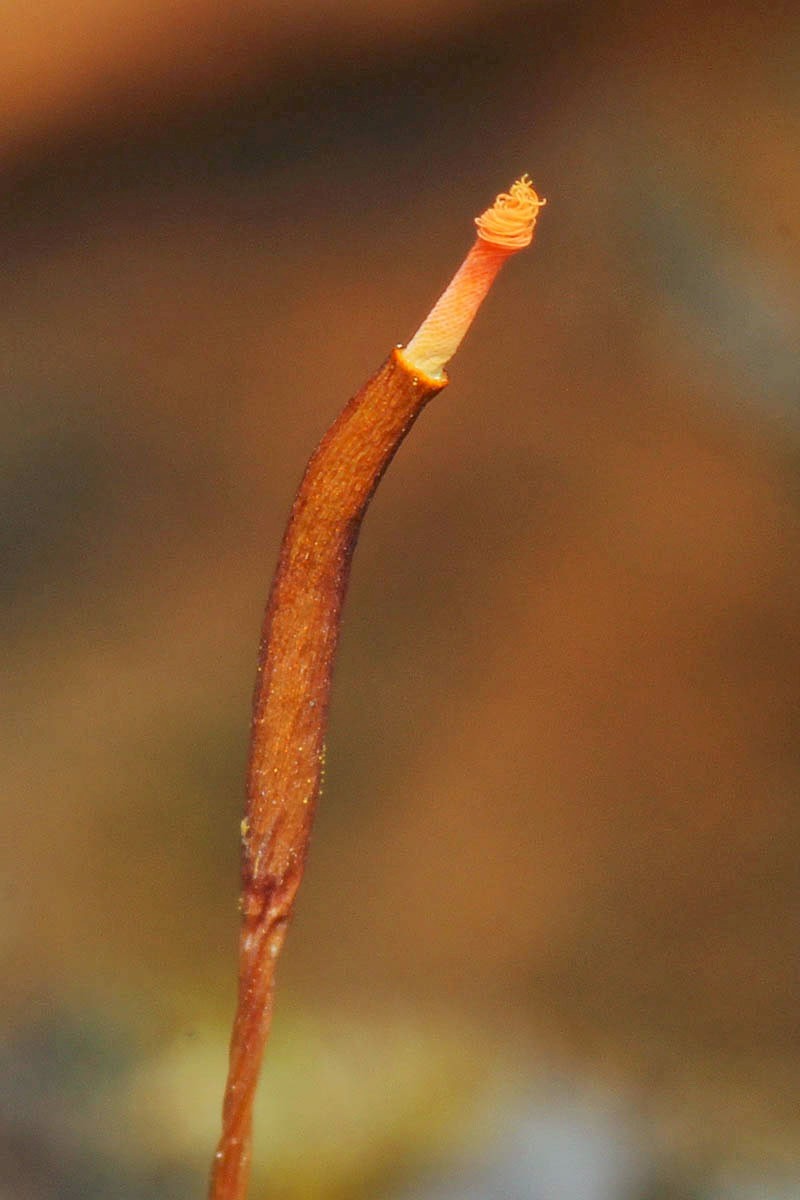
<box><xmin>475</xmin><ymin>174</ymin><xmax>546</xmax><ymax>250</ymax></box>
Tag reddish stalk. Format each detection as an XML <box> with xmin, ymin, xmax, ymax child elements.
<box><xmin>209</xmin><ymin>176</ymin><xmax>545</xmax><ymax>1200</ymax></box>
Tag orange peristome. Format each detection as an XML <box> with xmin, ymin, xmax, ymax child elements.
<box><xmin>475</xmin><ymin>174</ymin><xmax>546</xmax><ymax>250</ymax></box>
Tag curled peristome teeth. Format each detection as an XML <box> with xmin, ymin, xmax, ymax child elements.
<box><xmin>475</xmin><ymin>174</ymin><xmax>546</xmax><ymax>250</ymax></box>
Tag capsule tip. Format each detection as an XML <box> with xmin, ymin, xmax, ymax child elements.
<box><xmin>475</xmin><ymin>174</ymin><xmax>546</xmax><ymax>250</ymax></box>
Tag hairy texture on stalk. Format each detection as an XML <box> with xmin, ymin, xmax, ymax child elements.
<box><xmin>209</xmin><ymin>353</ymin><xmax>446</xmax><ymax>1199</ymax></box>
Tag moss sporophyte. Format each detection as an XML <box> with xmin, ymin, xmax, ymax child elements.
<box><xmin>209</xmin><ymin>176</ymin><xmax>545</xmax><ymax>1200</ymax></box>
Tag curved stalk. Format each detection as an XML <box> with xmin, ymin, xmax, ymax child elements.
<box><xmin>209</xmin><ymin>176</ymin><xmax>545</xmax><ymax>1200</ymax></box>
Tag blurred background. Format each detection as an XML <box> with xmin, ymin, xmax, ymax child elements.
<box><xmin>2</xmin><ymin>1</ymin><xmax>799</xmax><ymax>1196</ymax></box>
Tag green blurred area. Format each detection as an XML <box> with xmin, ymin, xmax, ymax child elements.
<box><xmin>2</xmin><ymin>1</ymin><xmax>799</xmax><ymax>1196</ymax></box>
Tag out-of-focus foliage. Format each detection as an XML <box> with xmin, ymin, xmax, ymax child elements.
<box><xmin>2</xmin><ymin>0</ymin><xmax>799</xmax><ymax>1196</ymax></box>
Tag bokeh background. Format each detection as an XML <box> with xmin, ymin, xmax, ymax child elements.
<box><xmin>2</xmin><ymin>1</ymin><xmax>799</xmax><ymax>1197</ymax></box>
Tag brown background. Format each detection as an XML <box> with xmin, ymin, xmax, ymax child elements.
<box><xmin>2</xmin><ymin>1</ymin><xmax>799</xmax><ymax>1196</ymax></box>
